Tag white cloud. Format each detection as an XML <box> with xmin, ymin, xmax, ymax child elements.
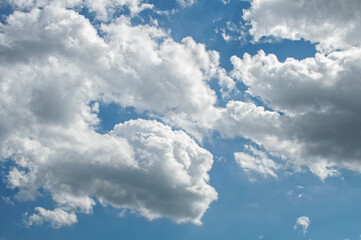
<box><xmin>217</xmin><ymin>21</ymin><xmax>249</xmax><ymax>44</ymax></box>
<box><xmin>8</xmin><ymin>0</ymin><xmax>153</xmax><ymax>19</ymax></box>
<box><xmin>0</xmin><ymin>4</ymin><xmax>220</xmax><ymax>226</ymax></box>
<box><xmin>27</xmin><ymin>207</ymin><xmax>78</xmax><ymax>228</ymax></box>
<box><xmin>234</xmin><ymin>145</ymin><xmax>279</xmax><ymax>178</ymax></box>
<box><xmin>294</xmin><ymin>216</ymin><xmax>310</xmax><ymax>235</ymax></box>
<box><xmin>243</xmin><ymin>0</ymin><xmax>361</xmax><ymax>53</ymax></box>
<box><xmin>5</xmin><ymin>118</ymin><xmax>217</xmax><ymax>226</ymax></box>
<box><xmin>228</xmin><ymin>47</ymin><xmax>361</xmax><ymax>179</ymax></box>
<box><xmin>177</xmin><ymin>0</ymin><xmax>196</xmax><ymax>7</ymax></box>
<box><xmin>223</xmin><ymin>0</ymin><xmax>361</xmax><ymax>178</ymax></box>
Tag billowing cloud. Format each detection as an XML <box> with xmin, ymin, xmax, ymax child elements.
<box><xmin>8</xmin><ymin>119</ymin><xmax>217</xmax><ymax>225</ymax></box>
<box><xmin>218</xmin><ymin>0</ymin><xmax>361</xmax><ymax>179</ymax></box>
<box><xmin>228</xmin><ymin>45</ymin><xmax>361</xmax><ymax>179</ymax></box>
<box><xmin>243</xmin><ymin>0</ymin><xmax>361</xmax><ymax>52</ymax></box>
<box><xmin>294</xmin><ymin>216</ymin><xmax>310</xmax><ymax>235</ymax></box>
<box><xmin>0</xmin><ymin>3</ymin><xmax>220</xmax><ymax>226</ymax></box>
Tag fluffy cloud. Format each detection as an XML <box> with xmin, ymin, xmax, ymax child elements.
<box><xmin>294</xmin><ymin>216</ymin><xmax>310</xmax><ymax>235</ymax></box>
<box><xmin>0</xmin><ymin>4</ymin><xmax>223</xmax><ymax>142</ymax></box>
<box><xmin>219</xmin><ymin>0</ymin><xmax>361</xmax><ymax>179</ymax></box>
<box><xmin>243</xmin><ymin>0</ymin><xmax>361</xmax><ymax>52</ymax></box>
<box><xmin>229</xmin><ymin>46</ymin><xmax>361</xmax><ymax>179</ymax></box>
<box><xmin>27</xmin><ymin>207</ymin><xmax>78</xmax><ymax>228</ymax></box>
<box><xmin>100</xmin><ymin>18</ymin><xmax>223</xmax><ymax>138</ymax></box>
<box><xmin>7</xmin><ymin>119</ymin><xmax>216</xmax><ymax>225</ymax></box>
<box><xmin>0</xmin><ymin>3</ymin><xmax>220</xmax><ymax>226</ymax></box>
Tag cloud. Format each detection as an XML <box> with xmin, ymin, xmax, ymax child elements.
<box><xmin>215</xmin><ymin>21</ymin><xmax>249</xmax><ymax>44</ymax></box>
<box><xmin>8</xmin><ymin>0</ymin><xmax>153</xmax><ymax>19</ymax></box>
<box><xmin>221</xmin><ymin>0</ymin><xmax>231</xmax><ymax>4</ymax></box>
<box><xmin>218</xmin><ymin>0</ymin><xmax>361</xmax><ymax>179</ymax></box>
<box><xmin>0</xmin><ymin>3</ymin><xmax>222</xmax><ymax>145</ymax></box>
<box><xmin>177</xmin><ymin>0</ymin><xmax>196</xmax><ymax>7</ymax></box>
<box><xmin>0</xmin><ymin>3</ymin><xmax>220</xmax><ymax>226</ymax></box>
<box><xmin>27</xmin><ymin>207</ymin><xmax>78</xmax><ymax>228</ymax></box>
<box><xmin>6</xmin><ymin>118</ymin><xmax>217</xmax><ymax>226</ymax></box>
<box><xmin>228</xmin><ymin>47</ymin><xmax>361</xmax><ymax>179</ymax></box>
<box><xmin>294</xmin><ymin>216</ymin><xmax>310</xmax><ymax>235</ymax></box>
<box><xmin>234</xmin><ymin>145</ymin><xmax>279</xmax><ymax>178</ymax></box>
<box><xmin>243</xmin><ymin>0</ymin><xmax>361</xmax><ymax>52</ymax></box>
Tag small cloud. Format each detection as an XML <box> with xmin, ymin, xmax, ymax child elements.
<box><xmin>234</xmin><ymin>145</ymin><xmax>280</xmax><ymax>179</ymax></box>
<box><xmin>177</xmin><ymin>0</ymin><xmax>196</xmax><ymax>7</ymax></box>
<box><xmin>294</xmin><ymin>216</ymin><xmax>310</xmax><ymax>235</ymax></box>
<box><xmin>221</xmin><ymin>0</ymin><xmax>231</xmax><ymax>4</ymax></box>
<box><xmin>118</xmin><ymin>209</ymin><xmax>127</xmax><ymax>218</ymax></box>
<box><xmin>215</xmin><ymin>156</ymin><xmax>226</xmax><ymax>162</ymax></box>
<box><xmin>2</xmin><ymin>196</ymin><xmax>14</xmax><ymax>206</ymax></box>
<box><xmin>26</xmin><ymin>207</ymin><xmax>77</xmax><ymax>228</ymax></box>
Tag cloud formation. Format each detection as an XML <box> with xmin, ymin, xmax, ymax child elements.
<box><xmin>2</xmin><ymin>0</ymin><xmax>361</xmax><ymax>229</ymax></box>
<box><xmin>220</xmin><ymin>0</ymin><xmax>361</xmax><ymax>179</ymax></box>
<box><xmin>9</xmin><ymin>119</ymin><xmax>217</xmax><ymax>225</ymax></box>
<box><xmin>294</xmin><ymin>216</ymin><xmax>310</xmax><ymax>235</ymax></box>
<box><xmin>234</xmin><ymin>145</ymin><xmax>279</xmax><ymax>179</ymax></box>
<box><xmin>27</xmin><ymin>207</ymin><xmax>78</xmax><ymax>228</ymax></box>
<box><xmin>243</xmin><ymin>0</ymin><xmax>361</xmax><ymax>52</ymax></box>
<box><xmin>8</xmin><ymin>0</ymin><xmax>153</xmax><ymax>19</ymax></box>
<box><xmin>0</xmin><ymin>3</ymin><xmax>219</xmax><ymax>226</ymax></box>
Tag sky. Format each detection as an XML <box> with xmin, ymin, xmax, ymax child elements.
<box><xmin>1</xmin><ymin>0</ymin><xmax>361</xmax><ymax>239</ymax></box>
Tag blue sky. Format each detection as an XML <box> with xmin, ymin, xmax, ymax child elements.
<box><xmin>1</xmin><ymin>0</ymin><xmax>361</xmax><ymax>239</ymax></box>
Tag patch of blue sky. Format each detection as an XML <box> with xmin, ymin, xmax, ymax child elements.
<box><xmin>95</xmin><ymin>102</ymin><xmax>150</xmax><ymax>133</ymax></box>
<box><xmin>0</xmin><ymin>2</ymin><xmax>14</xmax><ymax>24</ymax></box>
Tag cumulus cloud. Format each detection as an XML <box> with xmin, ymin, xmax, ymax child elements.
<box><xmin>0</xmin><ymin>3</ymin><xmax>220</xmax><ymax>226</ymax></box>
<box><xmin>219</xmin><ymin>0</ymin><xmax>361</xmax><ymax>179</ymax></box>
<box><xmin>0</xmin><ymin>3</ymin><xmax>223</xmax><ymax>142</ymax></box>
<box><xmin>294</xmin><ymin>216</ymin><xmax>310</xmax><ymax>235</ymax></box>
<box><xmin>27</xmin><ymin>207</ymin><xmax>78</xmax><ymax>228</ymax></box>
<box><xmin>12</xmin><ymin>119</ymin><xmax>217</xmax><ymax>226</ymax></box>
<box><xmin>243</xmin><ymin>0</ymin><xmax>361</xmax><ymax>52</ymax></box>
<box><xmin>228</xmin><ymin>47</ymin><xmax>361</xmax><ymax>179</ymax></box>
